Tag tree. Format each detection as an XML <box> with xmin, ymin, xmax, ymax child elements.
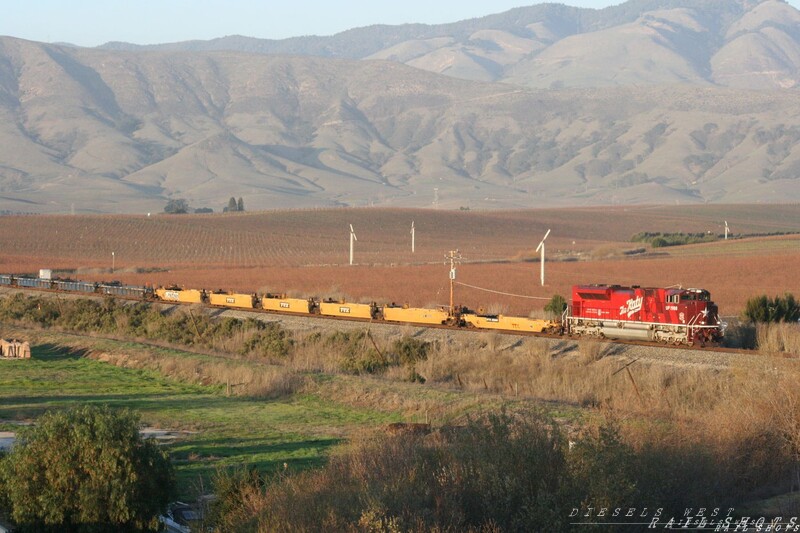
<box><xmin>237</xmin><ymin>197</ymin><xmax>244</xmax><ymax>212</ymax></box>
<box><xmin>0</xmin><ymin>405</ymin><xmax>174</xmax><ymax>532</ymax></box>
<box><xmin>227</xmin><ymin>197</ymin><xmax>237</xmax><ymax>212</ymax></box>
<box><xmin>743</xmin><ymin>293</ymin><xmax>799</xmax><ymax>323</ymax></box>
<box><xmin>650</xmin><ymin>236</ymin><xmax>668</xmax><ymax>248</ymax></box>
<box><xmin>163</xmin><ymin>198</ymin><xmax>189</xmax><ymax>214</ymax></box>
<box><xmin>544</xmin><ymin>294</ymin><xmax>567</xmax><ymax>319</ymax></box>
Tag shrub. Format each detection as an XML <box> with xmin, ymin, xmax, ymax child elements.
<box><xmin>0</xmin><ymin>293</ymin><xmax>60</xmax><ymax>326</ymax></box>
<box><xmin>743</xmin><ymin>293</ymin><xmax>799</xmax><ymax>323</ymax></box>
<box><xmin>208</xmin><ymin>467</ymin><xmax>265</xmax><ymax>532</ymax></box>
<box><xmin>0</xmin><ymin>295</ymin><xmax>296</xmax><ymax>359</ymax></box>
<box><xmin>163</xmin><ymin>198</ymin><xmax>189</xmax><ymax>214</ymax></box>
<box><xmin>650</xmin><ymin>236</ymin><xmax>668</xmax><ymax>248</ymax></box>
<box><xmin>196</xmin><ymin>402</ymin><xmax>800</xmax><ymax>531</ymax></box>
<box><xmin>324</xmin><ymin>330</ymin><xmax>388</xmax><ymax>375</ymax></box>
<box><xmin>333</xmin><ymin>335</ymin><xmax>434</xmax><ymax>376</ymax></box>
<box><xmin>208</xmin><ymin>409</ymin><xmax>573</xmax><ymax>532</ymax></box>
<box><xmin>389</xmin><ymin>337</ymin><xmax>430</xmax><ymax>366</ymax></box>
<box><xmin>339</xmin><ymin>349</ymin><xmax>388</xmax><ymax>375</ymax></box>
<box><xmin>631</xmin><ymin>232</ymin><xmax>717</xmax><ymax>247</ymax></box>
<box><xmin>241</xmin><ymin>321</ymin><xmax>294</xmax><ymax>359</ymax></box>
<box><xmin>722</xmin><ymin>322</ymin><xmax>757</xmax><ymax>349</ymax></box>
<box><xmin>59</xmin><ymin>297</ymin><xmax>118</xmax><ymax>333</ymax></box>
<box><xmin>568</xmin><ymin>421</ymin><xmax>637</xmax><ymax>512</ymax></box>
<box><xmin>0</xmin><ymin>405</ymin><xmax>173</xmax><ymax>532</ymax></box>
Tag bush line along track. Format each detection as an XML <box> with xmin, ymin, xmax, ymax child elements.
<box><xmin>0</xmin><ymin>284</ymin><xmax>754</xmax><ymax>357</ymax></box>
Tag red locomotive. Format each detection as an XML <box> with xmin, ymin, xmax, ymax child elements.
<box><xmin>565</xmin><ymin>284</ymin><xmax>723</xmax><ymax>345</ymax></box>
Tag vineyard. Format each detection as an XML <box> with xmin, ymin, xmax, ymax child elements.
<box><xmin>0</xmin><ymin>204</ymin><xmax>797</xmax><ymax>316</ymax></box>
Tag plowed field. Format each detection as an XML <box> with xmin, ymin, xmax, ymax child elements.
<box><xmin>1</xmin><ymin>204</ymin><xmax>797</xmax><ymax>316</ymax></box>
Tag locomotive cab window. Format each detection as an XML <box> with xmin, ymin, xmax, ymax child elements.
<box><xmin>680</xmin><ymin>291</ymin><xmax>710</xmax><ymax>302</ymax></box>
<box><xmin>577</xmin><ymin>292</ymin><xmax>611</xmax><ymax>300</ymax></box>
<box><xmin>667</xmin><ymin>294</ymin><xmax>680</xmax><ymax>304</ymax></box>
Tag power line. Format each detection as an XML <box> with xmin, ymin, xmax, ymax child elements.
<box><xmin>454</xmin><ymin>281</ymin><xmax>551</xmax><ymax>300</ymax></box>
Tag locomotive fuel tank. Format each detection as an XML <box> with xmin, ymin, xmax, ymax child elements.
<box><xmin>590</xmin><ymin>323</ymin><xmax>654</xmax><ymax>341</ymax></box>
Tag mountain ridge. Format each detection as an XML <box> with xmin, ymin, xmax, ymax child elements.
<box><xmin>0</xmin><ymin>0</ymin><xmax>799</xmax><ymax>213</ymax></box>
<box><xmin>96</xmin><ymin>0</ymin><xmax>798</xmax><ymax>90</ymax></box>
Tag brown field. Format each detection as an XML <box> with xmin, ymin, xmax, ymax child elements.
<box><xmin>0</xmin><ymin>204</ymin><xmax>797</xmax><ymax>317</ymax></box>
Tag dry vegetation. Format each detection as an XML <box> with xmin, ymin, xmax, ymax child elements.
<box><xmin>2</xmin><ymin>283</ymin><xmax>800</xmax><ymax>529</ymax></box>
<box><xmin>88</xmin><ymin>322</ymin><xmax>800</xmax><ymax>529</ymax></box>
<box><xmin>757</xmin><ymin>323</ymin><xmax>800</xmax><ymax>356</ymax></box>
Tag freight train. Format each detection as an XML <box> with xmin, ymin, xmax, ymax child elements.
<box><xmin>0</xmin><ymin>274</ymin><xmax>724</xmax><ymax>346</ymax></box>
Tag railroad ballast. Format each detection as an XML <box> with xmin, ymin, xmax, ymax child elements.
<box><xmin>0</xmin><ymin>275</ymin><xmax>725</xmax><ymax>346</ymax></box>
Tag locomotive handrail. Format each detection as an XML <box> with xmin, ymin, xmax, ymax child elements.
<box><xmin>562</xmin><ymin>306</ymin><xmax>571</xmax><ymax>334</ymax></box>
<box><xmin>686</xmin><ymin>312</ymin><xmax>700</xmax><ymax>342</ymax></box>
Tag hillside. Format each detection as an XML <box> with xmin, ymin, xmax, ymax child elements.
<box><xmin>1</xmin><ymin>0</ymin><xmax>800</xmax><ymax>213</ymax></box>
<box><xmin>101</xmin><ymin>0</ymin><xmax>800</xmax><ymax>90</ymax></box>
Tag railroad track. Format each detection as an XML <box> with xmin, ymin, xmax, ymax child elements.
<box><xmin>0</xmin><ymin>285</ymin><xmax>759</xmax><ymax>359</ymax></box>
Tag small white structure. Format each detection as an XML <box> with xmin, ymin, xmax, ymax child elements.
<box><xmin>535</xmin><ymin>229</ymin><xmax>551</xmax><ymax>287</ymax></box>
<box><xmin>349</xmin><ymin>224</ymin><xmax>357</xmax><ymax>265</ymax></box>
<box><xmin>1</xmin><ymin>339</ymin><xmax>31</xmax><ymax>359</ymax></box>
<box><xmin>39</xmin><ymin>269</ymin><xmax>52</xmax><ymax>280</ymax></box>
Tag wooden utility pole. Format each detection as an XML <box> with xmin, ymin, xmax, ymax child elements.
<box><xmin>612</xmin><ymin>358</ymin><xmax>643</xmax><ymax>407</ymax></box>
<box><xmin>445</xmin><ymin>250</ymin><xmax>462</xmax><ymax>315</ymax></box>
<box><xmin>365</xmin><ymin>328</ymin><xmax>384</xmax><ymax>358</ymax></box>
<box><xmin>188</xmin><ymin>309</ymin><xmax>202</xmax><ymax>340</ymax></box>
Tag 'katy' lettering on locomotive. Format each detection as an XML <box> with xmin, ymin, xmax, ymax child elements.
<box><xmin>620</xmin><ymin>296</ymin><xmax>643</xmax><ymax>317</ymax></box>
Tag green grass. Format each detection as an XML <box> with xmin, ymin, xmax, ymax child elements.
<box><xmin>0</xmin><ymin>326</ymin><xmax>589</xmax><ymax>500</ymax></box>
<box><xmin>0</xmin><ymin>338</ymin><xmax>397</xmax><ymax>498</ymax></box>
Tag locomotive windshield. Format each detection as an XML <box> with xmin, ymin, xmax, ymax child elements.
<box><xmin>680</xmin><ymin>290</ymin><xmax>711</xmax><ymax>302</ymax></box>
